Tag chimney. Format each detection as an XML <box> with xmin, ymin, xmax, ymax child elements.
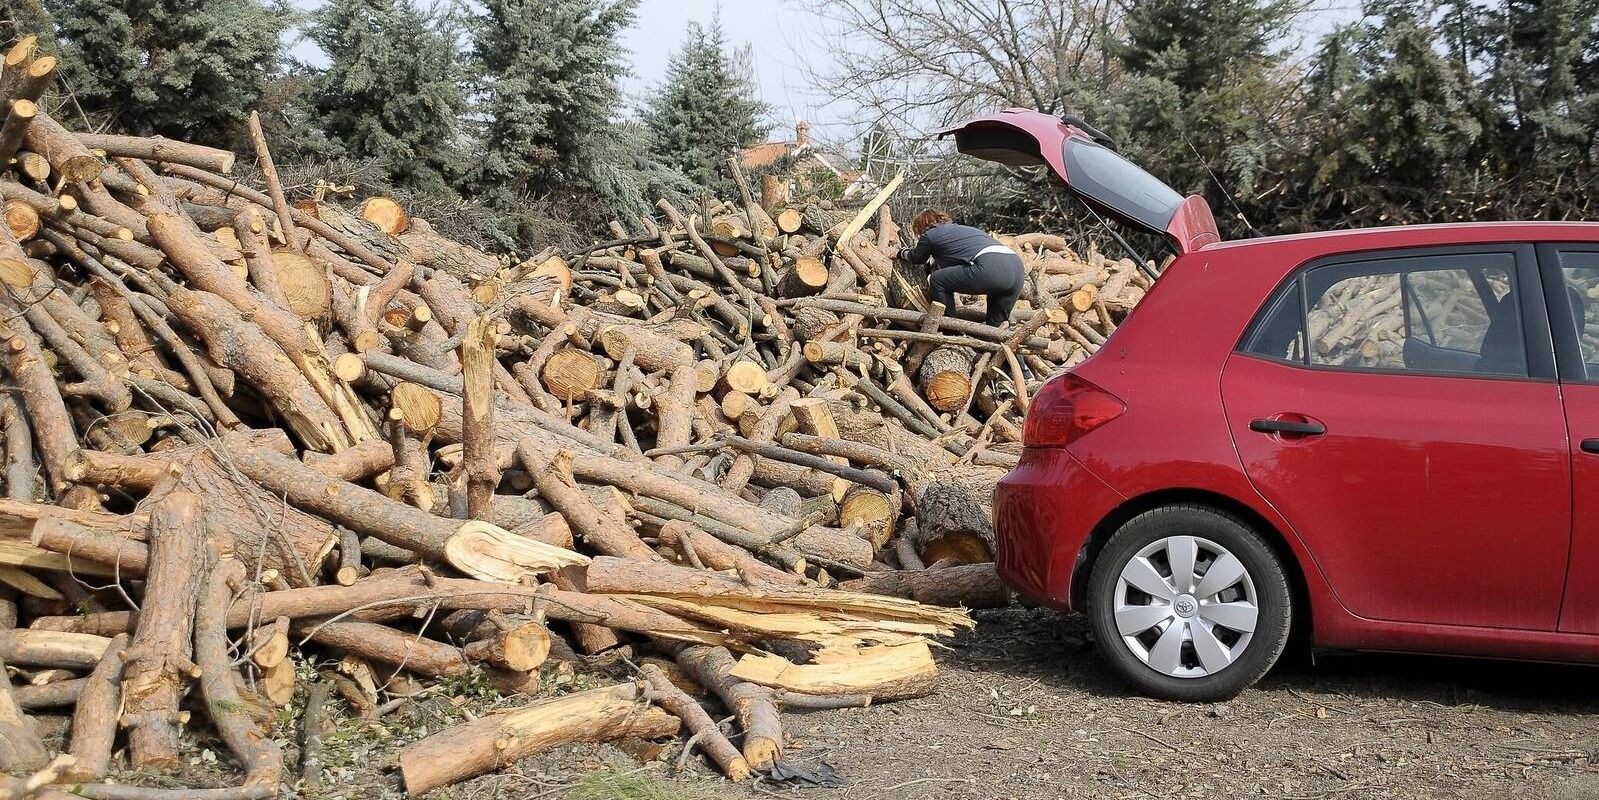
<box><xmin>795</xmin><ymin>120</ymin><xmax>811</xmax><ymax>149</ymax></box>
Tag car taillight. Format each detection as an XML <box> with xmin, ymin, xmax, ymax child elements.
<box><xmin>1023</xmin><ymin>373</ymin><xmax>1125</xmax><ymax>447</ymax></box>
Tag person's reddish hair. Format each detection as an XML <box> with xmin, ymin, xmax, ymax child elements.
<box><xmin>911</xmin><ymin>208</ymin><xmax>952</xmax><ymax>236</ymax></box>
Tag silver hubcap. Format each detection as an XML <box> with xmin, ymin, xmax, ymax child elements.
<box><xmin>1113</xmin><ymin>535</ymin><xmax>1259</xmax><ymax>679</ymax></box>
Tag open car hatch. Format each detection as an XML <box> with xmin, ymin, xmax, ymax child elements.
<box><xmin>938</xmin><ymin>108</ymin><xmax>1221</xmax><ymax>254</ymax></box>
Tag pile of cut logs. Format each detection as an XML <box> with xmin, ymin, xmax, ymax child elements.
<box><xmin>0</xmin><ymin>33</ymin><xmax>1148</xmax><ymax>797</ymax></box>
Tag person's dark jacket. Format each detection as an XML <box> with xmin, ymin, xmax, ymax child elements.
<box><xmin>898</xmin><ymin>223</ymin><xmax>1005</xmax><ymax>269</ymax></box>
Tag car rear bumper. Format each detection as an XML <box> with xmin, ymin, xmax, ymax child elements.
<box><xmin>994</xmin><ymin>447</ymin><xmax>1127</xmax><ymax>611</ymax></box>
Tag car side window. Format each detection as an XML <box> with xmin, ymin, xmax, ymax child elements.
<box><xmin>1241</xmin><ymin>253</ymin><xmax>1526</xmax><ymax>377</ymax></box>
<box><xmin>1554</xmin><ymin>251</ymin><xmax>1599</xmax><ymax>377</ymax></box>
<box><xmin>1242</xmin><ymin>279</ymin><xmax>1304</xmax><ymax>362</ymax></box>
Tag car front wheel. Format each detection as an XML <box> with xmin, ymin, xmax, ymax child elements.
<box><xmin>1086</xmin><ymin>505</ymin><xmax>1292</xmax><ymax>701</ymax></box>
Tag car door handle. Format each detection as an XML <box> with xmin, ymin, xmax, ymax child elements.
<box><xmin>1582</xmin><ymin>439</ymin><xmax>1599</xmax><ymax>454</ymax></box>
<box><xmin>1249</xmin><ymin>418</ymin><xmax>1326</xmax><ymax>436</ymax></box>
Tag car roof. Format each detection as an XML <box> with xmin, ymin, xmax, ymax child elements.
<box><xmin>1200</xmin><ymin>221</ymin><xmax>1599</xmax><ymax>254</ymax></box>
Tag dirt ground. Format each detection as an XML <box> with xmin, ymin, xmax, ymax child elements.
<box><xmin>262</xmin><ymin>605</ymin><xmax>1599</xmax><ymax>800</ymax></box>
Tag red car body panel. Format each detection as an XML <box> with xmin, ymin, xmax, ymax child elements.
<box><xmin>1221</xmin><ymin>354</ymin><xmax>1571</xmax><ymax>631</ymax></box>
<box><xmin>995</xmin><ymin>222</ymin><xmax>1599</xmax><ymax>664</ymax></box>
<box><xmin>1167</xmin><ymin>195</ymin><xmax>1222</xmax><ymax>252</ymax></box>
<box><xmin>1559</xmin><ymin>383</ymin><xmax>1599</xmax><ymax>635</ymax></box>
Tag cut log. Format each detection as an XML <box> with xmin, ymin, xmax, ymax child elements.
<box><xmin>4</xmin><ymin>198</ymin><xmax>38</xmax><ymax>242</ymax></box>
<box><xmin>397</xmin><ymin>683</ymin><xmax>679</xmax><ymax>796</ymax></box>
<box><xmin>515</xmin><ymin>434</ymin><xmax>873</xmax><ymax>570</ymax></box>
<box><xmin>757</xmin><ymin>486</ymin><xmax>803</xmax><ymax>518</ymax></box>
<box><xmin>839</xmin><ymin>486</ymin><xmax>895</xmax><ymax>548</ymax></box>
<box><xmin>0</xmin><ymin>630</ymin><xmax>111</xmax><ymax>668</ymax></box>
<box><xmin>730</xmin><ymin>641</ymin><xmax>938</xmax><ymax>702</ymax></box>
<box><xmin>517</xmin><ymin>444</ymin><xmax>661</xmax><ymax>562</ymax></box>
<box><xmin>640</xmin><ymin>662</ymin><xmax>750</xmax><ymax>781</ymax></box>
<box><xmin>21</xmin><ymin>109</ymin><xmax>102</xmax><ymax>182</ymax></box>
<box><xmin>840</xmin><ymin>563</ymin><xmax>1009</xmax><ymax>609</ymax></box>
<box><xmin>0</xmin><ymin>99</ymin><xmax>36</xmax><ymax>167</ymax></box>
<box><xmin>918</xmin><ymin>345</ymin><xmax>975</xmax><ymax>412</ymax></box>
<box><xmin>121</xmin><ymin>490</ymin><xmax>206</xmax><ymax>770</ymax></box>
<box><xmin>274</xmin><ymin>248</ymin><xmax>331</xmax><ymax>321</ymax></box>
<box><xmin>668</xmin><ymin>643</ymin><xmax>782</xmax><ymax>770</ymax></box>
<box><xmin>460</xmin><ymin>316</ymin><xmax>497</xmax><ymax>519</ymax></box>
<box><xmin>913</xmin><ymin>480</ymin><xmax>996</xmax><ymax>564</ymax></box>
<box><xmin>775</xmin><ymin>207</ymin><xmax>803</xmax><ymax>234</ymax></box>
<box><xmin>443</xmin><ymin>610</ymin><xmax>552</xmax><ymax>672</ymax></box>
<box><xmin>297</xmin><ymin>620</ymin><xmax>468</xmax><ymax>679</ymax></box>
<box><xmin>539</xmin><ymin>347</ymin><xmax>600</xmax><ymax>401</ymax></box>
<box><xmin>777</xmin><ymin>256</ymin><xmax>828</xmax><ymax>298</ymax></box>
<box><xmin>214</xmin><ymin>431</ymin><xmax>586</xmax><ymax>583</ymax></box>
<box><xmin>721</xmin><ymin>358</ymin><xmax>770</xmax><ymax>397</ymax></box>
<box><xmin>0</xmin><ymin>654</ymin><xmax>47</xmax><ymax>772</ymax></box>
<box><xmin>655</xmin><ymin>521</ymin><xmax>804</xmax><ymax>587</ymax></box>
<box><xmin>596</xmin><ymin>322</ymin><xmax>694</xmax><ymax>372</ymax></box>
<box><xmin>359</xmin><ymin>196</ymin><xmax>410</xmax><ymax>235</ymax></box>
<box><xmin>76</xmin><ymin>133</ymin><xmax>236</xmax><ymax>173</ymax></box>
<box><xmin>195</xmin><ymin>559</ymin><xmax>282</xmax><ymax>790</ymax></box>
<box><xmin>390</xmin><ymin>381</ymin><xmax>443</xmax><ymax>433</ymax></box>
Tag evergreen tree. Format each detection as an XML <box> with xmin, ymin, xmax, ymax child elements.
<box><xmin>468</xmin><ymin>0</ymin><xmax>638</xmax><ymax>221</ymax></box>
<box><xmin>641</xmin><ymin>20</ymin><xmax>770</xmax><ymax>195</ymax></box>
<box><xmin>1109</xmin><ymin>0</ymin><xmax>1305</xmax><ymax>236</ymax></box>
<box><xmin>1301</xmin><ymin>0</ymin><xmax>1484</xmax><ymax>225</ymax></box>
<box><xmin>45</xmin><ymin>0</ymin><xmax>288</xmax><ymax>146</ymax></box>
<box><xmin>2</xmin><ymin>1</ymin><xmax>56</xmax><ymax>47</ymax></box>
<box><xmin>1481</xmin><ymin>0</ymin><xmax>1597</xmax><ymax>172</ymax></box>
<box><xmin>307</xmin><ymin>0</ymin><xmax>466</xmax><ymax>195</ymax></box>
<box><xmin>587</xmin><ymin>120</ymin><xmax>700</xmax><ymax>224</ymax></box>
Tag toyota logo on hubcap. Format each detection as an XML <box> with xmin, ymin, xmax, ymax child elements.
<box><xmin>1174</xmin><ymin>596</ymin><xmax>1196</xmax><ymax>617</ymax></box>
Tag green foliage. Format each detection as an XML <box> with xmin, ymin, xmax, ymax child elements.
<box><xmin>44</xmin><ymin>0</ymin><xmax>290</xmax><ymax>147</ymax></box>
<box><xmin>467</xmin><ymin>0</ymin><xmax>639</xmax><ymax>224</ymax></box>
<box><xmin>1299</xmin><ymin>0</ymin><xmax>1487</xmax><ymax>225</ymax></box>
<box><xmin>1</xmin><ymin>0</ymin><xmax>56</xmax><ymax>47</ymax></box>
<box><xmin>306</xmin><ymin>0</ymin><xmax>467</xmax><ymax>196</ymax></box>
<box><xmin>586</xmin><ymin>120</ymin><xmax>700</xmax><ymax>227</ymax></box>
<box><xmin>1108</xmin><ymin>0</ymin><xmax>1306</xmax><ymax>236</ymax></box>
<box><xmin>641</xmin><ymin>20</ymin><xmax>771</xmax><ymax>196</ymax></box>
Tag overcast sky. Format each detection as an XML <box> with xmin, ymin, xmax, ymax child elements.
<box><xmin>290</xmin><ymin>0</ymin><xmax>1364</xmax><ymax>149</ymax></box>
<box><xmin>617</xmin><ymin>1</ymin><xmax>831</xmax><ymax>137</ymax></box>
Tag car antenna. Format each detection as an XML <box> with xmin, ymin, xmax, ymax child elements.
<box><xmin>1178</xmin><ymin>128</ymin><xmax>1260</xmax><ymax>237</ymax></box>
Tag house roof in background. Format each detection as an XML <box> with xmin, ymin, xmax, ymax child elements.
<box><xmin>742</xmin><ymin>141</ymin><xmax>795</xmax><ymax>170</ymax></box>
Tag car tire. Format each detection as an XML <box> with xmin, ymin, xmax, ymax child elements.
<box><xmin>1086</xmin><ymin>504</ymin><xmax>1291</xmax><ymax>701</ymax></box>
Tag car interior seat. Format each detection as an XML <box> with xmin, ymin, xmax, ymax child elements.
<box><xmin>1475</xmin><ymin>292</ymin><xmax>1526</xmax><ymax>375</ymax></box>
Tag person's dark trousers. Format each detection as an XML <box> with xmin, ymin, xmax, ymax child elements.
<box><xmin>928</xmin><ymin>251</ymin><xmax>1026</xmax><ymax>327</ymax></box>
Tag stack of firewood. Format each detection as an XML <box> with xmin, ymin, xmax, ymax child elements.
<box><xmin>0</xmin><ymin>33</ymin><xmax>1147</xmax><ymax>797</ymax></box>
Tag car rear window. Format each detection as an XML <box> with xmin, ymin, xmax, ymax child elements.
<box><xmin>1240</xmin><ymin>253</ymin><xmax>1526</xmax><ymax>377</ymax></box>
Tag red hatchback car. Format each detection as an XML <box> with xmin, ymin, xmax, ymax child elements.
<box><xmin>947</xmin><ymin>109</ymin><xmax>1599</xmax><ymax>700</ymax></box>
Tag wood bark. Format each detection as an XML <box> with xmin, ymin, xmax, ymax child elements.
<box><xmin>195</xmin><ymin>559</ymin><xmax>282</xmax><ymax>789</ymax></box>
<box><xmin>667</xmin><ymin>642</ymin><xmax>782</xmax><ymax>769</ymax></box>
<box><xmin>840</xmin><ymin>563</ymin><xmax>1009</xmax><ymax>608</ymax></box>
<box><xmin>460</xmin><ymin>316</ymin><xmax>497</xmax><ymax>519</ymax></box>
<box><xmin>641</xmin><ymin>662</ymin><xmax>750</xmax><ymax>780</ymax></box>
<box><xmin>397</xmin><ymin>683</ymin><xmax>679</xmax><ymax>795</ymax></box>
<box><xmin>0</xmin><ymin>654</ymin><xmax>47</xmax><ymax>772</ymax></box>
<box><xmin>913</xmin><ymin>480</ymin><xmax>997</xmax><ymax>564</ymax></box>
<box><xmin>517</xmin><ymin>443</ymin><xmax>661</xmax><ymax>562</ymax></box>
<box><xmin>122</xmin><ymin>490</ymin><xmax>206</xmax><ymax>770</ymax></box>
